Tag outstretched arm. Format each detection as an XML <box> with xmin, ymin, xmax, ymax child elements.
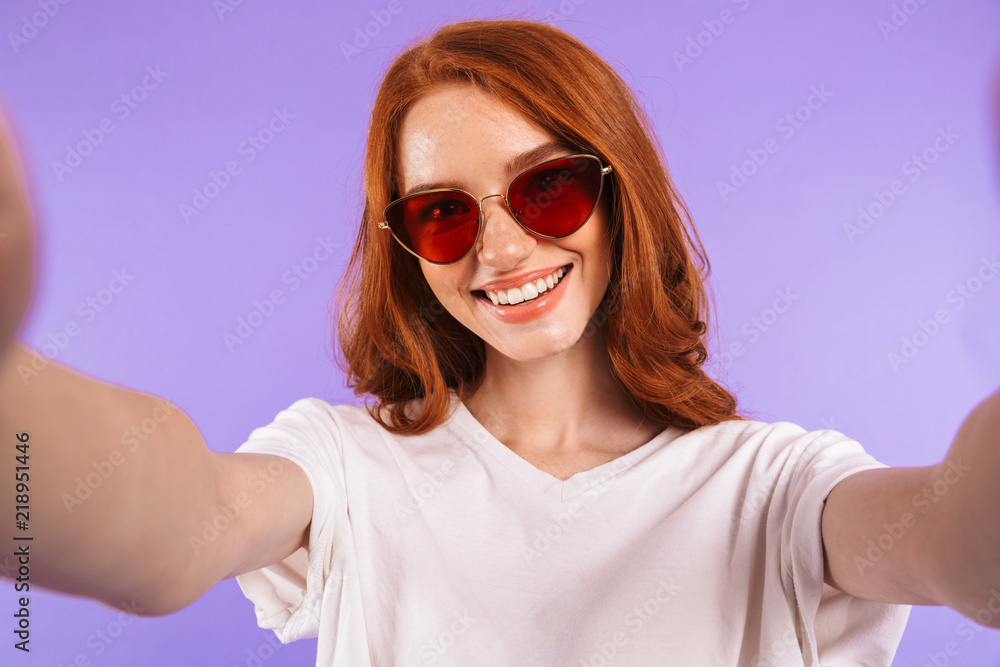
<box><xmin>0</xmin><ymin>103</ymin><xmax>313</xmax><ymax>617</ymax></box>
<box><xmin>821</xmin><ymin>388</ymin><xmax>1000</xmax><ymax>627</ymax></box>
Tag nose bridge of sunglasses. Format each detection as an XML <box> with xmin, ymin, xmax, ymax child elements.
<box><xmin>475</xmin><ymin>192</ymin><xmax>538</xmax><ymax>247</ymax></box>
<box><xmin>479</xmin><ymin>192</ymin><xmax>508</xmax><ymax>209</ymax></box>
<box><xmin>479</xmin><ymin>192</ymin><xmax>524</xmax><ymax>230</ymax></box>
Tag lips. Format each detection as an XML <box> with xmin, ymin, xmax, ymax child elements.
<box><xmin>474</xmin><ymin>263</ymin><xmax>572</xmax><ymax>324</ymax></box>
<box><xmin>474</xmin><ymin>264</ymin><xmax>572</xmax><ymax>306</ymax></box>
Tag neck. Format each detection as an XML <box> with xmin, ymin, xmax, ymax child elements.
<box><xmin>460</xmin><ymin>326</ymin><xmax>663</xmax><ymax>459</ymax></box>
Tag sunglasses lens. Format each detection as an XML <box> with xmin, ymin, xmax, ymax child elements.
<box><xmin>385</xmin><ymin>191</ymin><xmax>480</xmax><ymax>263</ymax></box>
<box><xmin>508</xmin><ymin>156</ymin><xmax>604</xmax><ymax>237</ymax></box>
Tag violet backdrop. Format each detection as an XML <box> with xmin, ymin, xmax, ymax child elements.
<box><xmin>1</xmin><ymin>0</ymin><xmax>999</xmax><ymax>665</ymax></box>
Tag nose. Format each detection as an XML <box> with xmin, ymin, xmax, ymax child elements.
<box><xmin>475</xmin><ymin>194</ymin><xmax>536</xmax><ymax>271</ymax></box>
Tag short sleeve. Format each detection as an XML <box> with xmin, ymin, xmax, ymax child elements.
<box><xmin>233</xmin><ymin>398</ymin><xmax>352</xmax><ymax>645</ymax></box>
<box><xmin>772</xmin><ymin>427</ymin><xmax>911</xmax><ymax>666</ymax></box>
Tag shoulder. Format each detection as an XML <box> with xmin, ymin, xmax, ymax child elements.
<box><xmin>678</xmin><ymin>417</ymin><xmax>813</xmax><ymax>455</ymax></box>
<box><xmin>676</xmin><ymin>417</ymin><xmax>875</xmax><ymax>479</ymax></box>
<box><xmin>237</xmin><ymin>397</ymin><xmax>384</xmax><ymax>462</ymax></box>
<box><xmin>243</xmin><ymin>394</ymin><xmax>447</xmax><ymax>450</ymax></box>
<box><xmin>246</xmin><ymin>397</ymin><xmax>368</xmax><ymax>438</ymax></box>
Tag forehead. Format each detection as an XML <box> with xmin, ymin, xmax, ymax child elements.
<box><xmin>395</xmin><ymin>84</ymin><xmax>553</xmax><ymax>190</ymax></box>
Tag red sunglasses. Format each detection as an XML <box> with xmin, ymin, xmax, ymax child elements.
<box><xmin>379</xmin><ymin>154</ymin><xmax>613</xmax><ymax>264</ymax></box>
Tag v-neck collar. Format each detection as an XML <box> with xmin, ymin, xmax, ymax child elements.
<box><xmin>446</xmin><ymin>389</ymin><xmax>680</xmax><ymax>501</ymax></box>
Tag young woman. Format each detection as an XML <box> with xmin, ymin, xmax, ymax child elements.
<box><xmin>1</xmin><ymin>18</ymin><xmax>998</xmax><ymax>667</ymax></box>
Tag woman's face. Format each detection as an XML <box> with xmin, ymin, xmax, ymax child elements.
<box><xmin>394</xmin><ymin>84</ymin><xmax>613</xmax><ymax>362</ymax></box>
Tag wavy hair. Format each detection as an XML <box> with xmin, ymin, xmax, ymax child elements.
<box><xmin>335</xmin><ymin>18</ymin><xmax>746</xmax><ymax>434</ymax></box>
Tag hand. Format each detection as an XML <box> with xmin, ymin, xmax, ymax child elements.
<box><xmin>0</xmin><ymin>102</ymin><xmax>36</xmax><ymax>359</ymax></box>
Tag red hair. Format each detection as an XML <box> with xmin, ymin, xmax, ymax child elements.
<box><xmin>335</xmin><ymin>18</ymin><xmax>746</xmax><ymax>434</ymax></box>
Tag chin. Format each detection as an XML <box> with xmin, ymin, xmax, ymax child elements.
<box><xmin>485</xmin><ymin>323</ymin><xmax>589</xmax><ymax>362</ymax></box>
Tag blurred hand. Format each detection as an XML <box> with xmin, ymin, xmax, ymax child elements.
<box><xmin>0</xmin><ymin>101</ymin><xmax>36</xmax><ymax>359</ymax></box>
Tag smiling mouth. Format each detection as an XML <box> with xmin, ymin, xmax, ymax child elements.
<box><xmin>474</xmin><ymin>264</ymin><xmax>572</xmax><ymax>306</ymax></box>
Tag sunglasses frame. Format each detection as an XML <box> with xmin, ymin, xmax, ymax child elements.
<box><xmin>378</xmin><ymin>153</ymin><xmax>613</xmax><ymax>265</ymax></box>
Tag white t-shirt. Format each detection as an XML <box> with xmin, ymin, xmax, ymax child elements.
<box><xmin>234</xmin><ymin>390</ymin><xmax>910</xmax><ymax>666</ymax></box>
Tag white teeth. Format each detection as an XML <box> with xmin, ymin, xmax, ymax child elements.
<box><xmin>483</xmin><ymin>265</ymin><xmax>568</xmax><ymax>306</ymax></box>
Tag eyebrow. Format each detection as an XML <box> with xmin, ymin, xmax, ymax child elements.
<box><xmin>401</xmin><ymin>139</ymin><xmax>580</xmax><ymax>198</ymax></box>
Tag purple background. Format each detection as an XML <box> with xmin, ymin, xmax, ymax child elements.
<box><xmin>1</xmin><ymin>0</ymin><xmax>999</xmax><ymax>665</ymax></box>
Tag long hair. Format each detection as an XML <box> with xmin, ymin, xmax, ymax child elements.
<box><xmin>335</xmin><ymin>18</ymin><xmax>746</xmax><ymax>434</ymax></box>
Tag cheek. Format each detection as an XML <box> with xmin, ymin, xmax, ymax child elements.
<box><xmin>419</xmin><ymin>261</ymin><xmax>443</xmax><ymax>290</ymax></box>
<box><xmin>584</xmin><ymin>220</ymin><xmax>613</xmax><ymax>278</ymax></box>
<box><xmin>419</xmin><ymin>265</ymin><xmax>467</xmax><ymax>308</ymax></box>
